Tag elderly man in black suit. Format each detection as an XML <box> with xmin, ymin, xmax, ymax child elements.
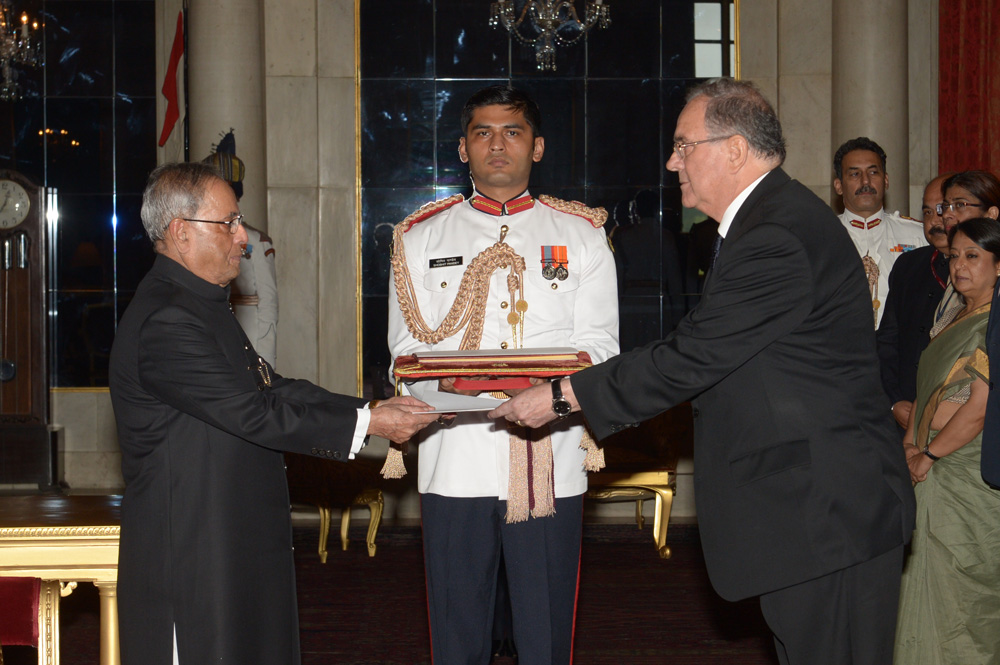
<box><xmin>492</xmin><ymin>79</ymin><xmax>915</xmax><ymax>665</ymax></box>
<box><xmin>877</xmin><ymin>174</ymin><xmax>951</xmax><ymax>432</ymax></box>
<box><xmin>109</xmin><ymin>162</ymin><xmax>436</xmax><ymax>665</ymax></box>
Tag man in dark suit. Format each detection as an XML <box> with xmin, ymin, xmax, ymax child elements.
<box><xmin>109</xmin><ymin>162</ymin><xmax>436</xmax><ymax>665</ymax></box>
<box><xmin>492</xmin><ymin>79</ymin><xmax>915</xmax><ymax>665</ymax></box>
<box><xmin>877</xmin><ymin>174</ymin><xmax>951</xmax><ymax>432</ymax></box>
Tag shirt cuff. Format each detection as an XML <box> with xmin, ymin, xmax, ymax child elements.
<box><xmin>350</xmin><ymin>407</ymin><xmax>371</xmax><ymax>459</ymax></box>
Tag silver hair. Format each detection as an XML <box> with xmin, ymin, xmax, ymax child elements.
<box><xmin>140</xmin><ymin>162</ymin><xmax>223</xmax><ymax>246</ymax></box>
<box><xmin>687</xmin><ymin>78</ymin><xmax>786</xmax><ymax>164</ymax></box>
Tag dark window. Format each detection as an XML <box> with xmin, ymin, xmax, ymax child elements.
<box><xmin>0</xmin><ymin>0</ymin><xmax>157</xmax><ymax>387</ymax></box>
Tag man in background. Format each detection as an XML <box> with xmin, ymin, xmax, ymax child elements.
<box><xmin>203</xmin><ymin>131</ymin><xmax>279</xmax><ymax>366</ymax></box>
<box><xmin>833</xmin><ymin>137</ymin><xmax>926</xmax><ymax>327</ymax></box>
<box><xmin>876</xmin><ymin>174</ymin><xmax>951</xmax><ymax>431</ymax></box>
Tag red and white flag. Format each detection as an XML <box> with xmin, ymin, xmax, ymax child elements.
<box><xmin>158</xmin><ymin>11</ymin><xmax>185</xmax><ymax>147</ymax></box>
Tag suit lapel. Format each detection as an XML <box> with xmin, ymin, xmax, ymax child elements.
<box><xmin>704</xmin><ymin>168</ymin><xmax>789</xmax><ymax>287</ymax></box>
<box><xmin>725</xmin><ymin>168</ymin><xmax>790</xmax><ymax>243</ymax></box>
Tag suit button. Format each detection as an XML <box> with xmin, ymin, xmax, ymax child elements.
<box><xmin>333</xmin><ymin>451</ymin><xmax>342</xmax><ymax>460</ymax></box>
<box><xmin>501</xmin><ymin>301</ymin><xmax>509</xmax><ymax>309</ymax></box>
<box><xmin>257</xmin><ymin>382</ymin><xmax>264</xmax><ymax>391</ymax></box>
<box><xmin>500</xmin><ymin>341</ymin><xmax>508</xmax><ymax>349</ymax></box>
<box><xmin>919</xmin><ymin>326</ymin><xmax>926</xmax><ymax>332</ymax></box>
<box><xmin>692</xmin><ymin>407</ymin><xmax>700</xmax><ymax>418</ymax></box>
<box><xmin>311</xmin><ymin>448</ymin><xmax>318</xmax><ymax>454</ymax></box>
<box><xmin>440</xmin><ymin>281</ymin><xmax>448</xmax><ymax>289</ymax></box>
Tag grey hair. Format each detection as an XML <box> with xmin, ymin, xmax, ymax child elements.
<box><xmin>687</xmin><ymin>78</ymin><xmax>786</xmax><ymax>164</ymax></box>
<box><xmin>141</xmin><ymin>162</ymin><xmax>223</xmax><ymax>246</ymax></box>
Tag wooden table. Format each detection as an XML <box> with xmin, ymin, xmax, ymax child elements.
<box><xmin>0</xmin><ymin>495</ymin><xmax>121</xmax><ymax>665</ymax></box>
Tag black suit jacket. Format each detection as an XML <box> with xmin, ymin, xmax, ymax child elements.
<box><xmin>110</xmin><ymin>255</ymin><xmax>365</xmax><ymax>665</ymax></box>
<box><xmin>572</xmin><ymin>169</ymin><xmax>915</xmax><ymax>601</ymax></box>
<box><xmin>876</xmin><ymin>245</ymin><xmax>948</xmax><ymax>406</ymax></box>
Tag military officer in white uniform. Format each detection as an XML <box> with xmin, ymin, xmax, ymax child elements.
<box><xmin>833</xmin><ymin>137</ymin><xmax>926</xmax><ymax>328</ymax></box>
<box><xmin>388</xmin><ymin>86</ymin><xmax>618</xmax><ymax>665</ymax></box>
<box><xmin>203</xmin><ymin>133</ymin><xmax>280</xmax><ymax>367</ymax></box>
<box><xmin>231</xmin><ymin>224</ymin><xmax>278</xmax><ymax>367</ymax></box>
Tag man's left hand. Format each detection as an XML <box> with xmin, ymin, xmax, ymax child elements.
<box><xmin>489</xmin><ymin>379</ymin><xmax>576</xmax><ymax>428</ymax></box>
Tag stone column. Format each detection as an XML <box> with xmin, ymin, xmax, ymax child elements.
<box><xmin>831</xmin><ymin>0</ymin><xmax>909</xmax><ymax>214</ymax></box>
<box><xmin>187</xmin><ymin>0</ymin><xmax>268</xmax><ymax>231</ymax></box>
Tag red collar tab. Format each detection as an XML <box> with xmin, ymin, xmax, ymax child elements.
<box><xmin>470</xmin><ymin>193</ymin><xmax>535</xmax><ymax>216</ymax></box>
<box><xmin>850</xmin><ymin>217</ymin><xmax>881</xmax><ymax>230</ymax></box>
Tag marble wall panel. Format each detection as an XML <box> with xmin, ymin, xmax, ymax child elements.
<box><xmin>60</xmin><ymin>451</ymin><xmax>124</xmax><ymax>489</ymax></box>
<box><xmin>52</xmin><ymin>391</ymin><xmax>98</xmax><ymax>454</ymax></box>
<box><xmin>908</xmin><ymin>0</ymin><xmax>938</xmax><ymax>215</ymax></box>
<box><xmin>318</xmin><ymin>187</ymin><xmax>359</xmax><ymax>395</ymax></box>
<box><xmin>738</xmin><ymin>0</ymin><xmax>778</xmax><ymax>79</ymax></box>
<box><xmin>271</xmin><ymin>187</ymin><xmax>321</xmax><ymax>382</ymax></box>
<box><xmin>778</xmin><ymin>0</ymin><xmax>831</xmax><ymax>76</ymax></box>
<box><xmin>264</xmin><ymin>0</ymin><xmax>317</xmax><ymax>77</ymax></box>
<box><xmin>318</xmin><ymin>0</ymin><xmax>355</xmax><ymax>79</ymax></box>
<box><xmin>266</xmin><ymin>76</ymin><xmax>320</xmax><ymax>188</ymax></box>
<box><xmin>778</xmin><ymin>74</ymin><xmax>833</xmax><ymax>191</ymax></box>
<box><xmin>318</xmin><ymin>77</ymin><xmax>357</xmax><ymax>189</ymax></box>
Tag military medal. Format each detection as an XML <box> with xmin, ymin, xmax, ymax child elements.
<box><xmin>541</xmin><ymin>246</ymin><xmax>569</xmax><ymax>280</ymax></box>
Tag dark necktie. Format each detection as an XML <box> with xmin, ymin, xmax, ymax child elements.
<box><xmin>709</xmin><ymin>233</ymin><xmax>724</xmax><ymax>272</ymax></box>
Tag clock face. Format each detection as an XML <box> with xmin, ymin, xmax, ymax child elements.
<box><xmin>0</xmin><ymin>180</ymin><xmax>31</xmax><ymax>229</ymax></box>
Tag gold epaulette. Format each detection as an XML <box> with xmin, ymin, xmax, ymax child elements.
<box><xmin>397</xmin><ymin>194</ymin><xmax>465</xmax><ymax>233</ymax></box>
<box><xmin>537</xmin><ymin>195</ymin><xmax>608</xmax><ymax>228</ymax></box>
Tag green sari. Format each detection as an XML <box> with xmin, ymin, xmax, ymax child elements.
<box><xmin>894</xmin><ymin>304</ymin><xmax>1000</xmax><ymax>665</ymax></box>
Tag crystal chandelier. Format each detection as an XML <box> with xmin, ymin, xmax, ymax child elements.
<box><xmin>0</xmin><ymin>0</ymin><xmax>41</xmax><ymax>101</ymax></box>
<box><xmin>490</xmin><ymin>0</ymin><xmax>610</xmax><ymax>72</ymax></box>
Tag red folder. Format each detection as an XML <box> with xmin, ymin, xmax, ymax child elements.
<box><xmin>393</xmin><ymin>348</ymin><xmax>593</xmax><ymax>390</ymax></box>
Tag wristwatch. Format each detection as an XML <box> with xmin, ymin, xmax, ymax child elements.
<box><xmin>551</xmin><ymin>378</ymin><xmax>573</xmax><ymax>418</ymax></box>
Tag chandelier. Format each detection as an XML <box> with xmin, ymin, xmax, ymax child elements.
<box><xmin>490</xmin><ymin>0</ymin><xmax>611</xmax><ymax>72</ymax></box>
<box><xmin>0</xmin><ymin>0</ymin><xmax>41</xmax><ymax>101</ymax></box>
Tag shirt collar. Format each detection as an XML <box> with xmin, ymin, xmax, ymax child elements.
<box><xmin>718</xmin><ymin>171</ymin><xmax>771</xmax><ymax>238</ymax></box>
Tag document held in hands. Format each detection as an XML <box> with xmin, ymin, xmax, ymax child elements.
<box><xmin>415</xmin><ymin>391</ymin><xmax>507</xmax><ymax>414</ymax></box>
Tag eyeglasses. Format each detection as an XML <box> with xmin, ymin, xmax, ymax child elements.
<box><xmin>672</xmin><ymin>136</ymin><xmax>733</xmax><ymax>160</ymax></box>
<box><xmin>935</xmin><ymin>201</ymin><xmax>983</xmax><ymax>216</ymax></box>
<box><xmin>182</xmin><ymin>213</ymin><xmax>245</xmax><ymax>234</ymax></box>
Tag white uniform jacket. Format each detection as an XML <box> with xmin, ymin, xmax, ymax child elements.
<box><xmin>838</xmin><ymin>207</ymin><xmax>926</xmax><ymax>327</ymax></box>
<box><xmin>231</xmin><ymin>225</ymin><xmax>278</xmax><ymax>367</ymax></box>
<box><xmin>388</xmin><ymin>194</ymin><xmax>620</xmax><ymax>499</ymax></box>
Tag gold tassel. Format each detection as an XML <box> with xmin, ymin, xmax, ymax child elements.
<box><xmin>530</xmin><ymin>429</ymin><xmax>556</xmax><ymax>519</ymax></box>
<box><xmin>506</xmin><ymin>426</ymin><xmax>530</xmax><ymax>523</ymax></box>
<box><xmin>505</xmin><ymin>424</ymin><xmax>556</xmax><ymax>523</ymax></box>
<box><xmin>380</xmin><ymin>444</ymin><xmax>407</xmax><ymax>479</ymax></box>
<box><xmin>580</xmin><ymin>428</ymin><xmax>605</xmax><ymax>472</ymax></box>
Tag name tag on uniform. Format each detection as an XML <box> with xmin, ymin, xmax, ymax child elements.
<box><xmin>429</xmin><ymin>256</ymin><xmax>463</xmax><ymax>269</ymax></box>
<box><xmin>889</xmin><ymin>244</ymin><xmax>916</xmax><ymax>253</ymax></box>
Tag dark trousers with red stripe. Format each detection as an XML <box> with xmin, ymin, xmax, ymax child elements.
<box><xmin>421</xmin><ymin>493</ymin><xmax>584</xmax><ymax>665</ymax></box>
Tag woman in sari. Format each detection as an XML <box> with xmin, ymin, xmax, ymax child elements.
<box><xmin>894</xmin><ymin>218</ymin><xmax>1000</xmax><ymax>664</ymax></box>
